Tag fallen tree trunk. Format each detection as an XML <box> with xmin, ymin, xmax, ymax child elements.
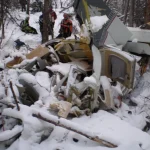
<box><xmin>2</xmin><ymin>105</ymin><xmax>117</xmax><ymax>148</ymax></box>
<box><xmin>33</xmin><ymin>113</ymin><xmax>117</xmax><ymax>148</ymax></box>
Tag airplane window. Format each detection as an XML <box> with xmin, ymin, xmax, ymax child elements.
<box><xmin>109</xmin><ymin>55</ymin><xmax>126</xmax><ymax>81</ymax></box>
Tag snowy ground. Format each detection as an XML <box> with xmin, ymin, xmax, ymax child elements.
<box><xmin>0</xmin><ymin>4</ymin><xmax>150</xmax><ymax>150</ymax></box>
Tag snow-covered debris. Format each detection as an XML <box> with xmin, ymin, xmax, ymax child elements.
<box><xmin>47</xmin><ymin>63</ymin><xmax>71</xmax><ymax>75</ymax></box>
<box><xmin>90</xmin><ymin>15</ymin><xmax>108</xmax><ymax>32</ymax></box>
<box><xmin>132</xmin><ymin>38</ymin><xmax>138</xmax><ymax>43</ymax></box>
<box><xmin>84</xmin><ymin>76</ymin><xmax>97</xmax><ymax>87</ymax></box>
<box><xmin>19</xmin><ymin>73</ymin><xmax>50</xmax><ymax>100</ymax></box>
<box><xmin>35</xmin><ymin>71</ymin><xmax>51</xmax><ymax>91</ymax></box>
<box><xmin>4</xmin><ymin>104</ymin><xmax>150</xmax><ymax>150</ymax></box>
<box><xmin>0</xmin><ymin>125</ymin><xmax>23</xmax><ymax>142</ymax></box>
<box><xmin>1</xmin><ymin>1</ymin><xmax>150</xmax><ymax>150</ymax></box>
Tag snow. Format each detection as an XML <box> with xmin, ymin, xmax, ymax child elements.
<box><xmin>132</xmin><ymin>38</ymin><xmax>138</xmax><ymax>42</ymax></box>
<box><xmin>19</xmin><ymin>73</ymin><xmax>50</xmax><ymax>99</ymax></box>
<box><xmin>84</xmin><ymin>76</ymin><xmax>97</xmax><ymax>88</ymax></box>
<box><xmin>106</xmin><ymin>45</ymin><xmax>136</xmax><ymax>62</ymax></box>
<box><xmin>35</xmin><ymin>71</ymin><xmax>51</xmax><ymax>91</ymax></box>
<box><xmin>0</xmin><ymin>125</ymin><xmax>23</xmax><ymax>142</ymax></box>
<box><xmin>1</xmin><ymin>1</ymin><xmax>150</xmax><ymax>150</ymax></box>
<box><xmin>3</xmin><ymin>105</ymin><xmax>150</xmax><ymax>150</ymax></box>
<box><xmin>72</xmin><ymin>111</ymin><xmax>150</xmax><ymax>149</ymax></box>
<box><xmin>90</xmin><ymin>15</ymin><xmax>108</xmax><ymax>32</ymax></box>
<box><xmin>47</xmin><ymin>63</ymin><xmax>71</xmax><ymax>75</ymax></box>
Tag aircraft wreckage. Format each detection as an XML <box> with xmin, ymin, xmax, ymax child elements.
<box><xmin>2</xmin><ymin>0</ymin><xmax>150</xmax><ymax>148</ymax></box>
<box><xmin>6</xmin><ymin>0</ymin><xmax>150</xmax><ymax>116</ymax></box>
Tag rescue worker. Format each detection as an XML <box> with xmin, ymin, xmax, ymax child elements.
<box><xmin>20</xmin><ymin>17</ymin><xmax>38</xmax><ymax>34</ymax></box>
<box><xmin>19</xmin><ymin>0</ymin><xmax>27</xmax><ymax>12</ymax></box>
<box><xmin>39</xmin><ymin>14</ymin><xmax>43</xmax><ymax>35</ymax></box>
<box><xmin>57</xmin><ymin>13</ymin><xmax>73</xmax><ymax>38</ymax></box>
<box><xmin>48</xmin><ymin>7</ymin><xmax>57</xmax><ymax>33</ymax></box>
<box><xmin>39</xmin><ymin>7</ymin><xmax>57</xmax><ymax>37</ymax></box>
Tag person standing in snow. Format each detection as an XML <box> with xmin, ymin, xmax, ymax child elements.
<box><xmin>39</xmin><ymin>7</ymin><xmax>57</xmax><ymax>38</ymax></box>
<box><xmin>48</xmin><ymin>7</ymin><xmax>57</xmax><ymax>34</ymax></box>
<box><xmin>39</xmin><ymin>14</ymin><xmax>44</xmax><ymax>35</ymax></box>
<box><xmin>56</xmin><ymin>13</ymin><xmax>73</xmax><ymax>38</ymax></box>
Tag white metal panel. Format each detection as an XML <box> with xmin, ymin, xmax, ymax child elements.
<box><xmin>123</xmin><ymin>42</ymin><xmax>150</xmax><ymax>55</ymax></box>
<box><xmin>104</xmin><ymin>33</ymin><xmax>117</xmax><ymax>46</ymax></box>
<box><xmin>128</xmin><ymin>27</ymin><xmax>150</xmax><ymax>43</ymax></box>
<box><xmin>107</xmin><ymin>17</ymin><xmax>132</xmax><ymax>45</ymax></box>
<box><xmin>92</xmin><ymin>45</ymin><xmax>102</xmax><ymax>80</ymax></box>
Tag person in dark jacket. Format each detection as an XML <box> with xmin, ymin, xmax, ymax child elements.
<box><xmin>39</xmin><ymin>8</ymin><xmax>57</xmax><ymax>37</ymax></box>
<box><xmin>20</xmin><ymin>17</ymin><xmax>38</xmax><ymax>34</ymax></box>
<box><xmin>39</xmin><ymin>14</ymin><xmax>44</xmax><ymax>35</ymax></box>
<box><xmin>57</xmin><ymin>13</ymin><xmax>73</xmax><ymax>38</ymax></box>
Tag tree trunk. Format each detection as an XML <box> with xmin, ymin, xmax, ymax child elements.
<box><xmin>145</xmin><ymin>0</ymin><xmax>150</xmax><ymax>23</ymax></box>
<box><xmin>129</xmin><ymin>0</ymin><xmax>135</xmax><ymax>27</ymax></box>
<box><xmin>60</xmin><ymin>0</ymin><xmax>63</xmax><ymax>8</ymax></box>
<box><xmin>122</xmin><ymin>0</ymin><xmax>126</xmax><ymax>15</ymax></box>
<box><xmin>123</xmin><ymin>0</ymin><xmax>130</xmax><ymax>24</ymax></box>
<box><xmin>1</xmin><ymin>0</ymin><xmax>5</xmax><ymax>39</ymax></box>
<box><xmin>42</xmin><ymin>0</ymin><xmax>50</xmax><ymax>43</ymax></box>
<box><xmin>26</xmin><ymin>0</ymin><xmax>30</xmax><ymax>15</ymax></box>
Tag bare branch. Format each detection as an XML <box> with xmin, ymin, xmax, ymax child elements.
<box><xmin>33</xmin><ymin>113</ymin><xmax>117</xmax><ymax>148</ymax></box>
<box><xmin>9</xmin><ymin>81</ymin><xmax>20</xmax><ymax>111</ymax></box>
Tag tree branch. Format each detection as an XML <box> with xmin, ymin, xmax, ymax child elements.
<box><xmin>33</xmin><ymin>113</ymin><xmax>117</xmax><ymax>148</ymax></box>
<box><xmin>9</xmin><ymin>81</ymin><xmax>20</xmax><ymax>111</ymax></box>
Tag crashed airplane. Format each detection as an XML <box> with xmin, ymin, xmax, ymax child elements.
<box><xmin>6</xmin><ymin>0</ymin><xmax>148</xmax><ymax>116</ymax></box>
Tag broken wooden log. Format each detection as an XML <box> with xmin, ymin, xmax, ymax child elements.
<box><xmin>9</xmin><ymin>81</ymin><xmax>20</xmax><ymax>111</ymax></box>
<box><xmin>33</xmin><ymin>113</ymin><xmax>117</xmax><ymax>148</ymax></box>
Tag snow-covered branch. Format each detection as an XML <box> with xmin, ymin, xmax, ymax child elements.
<box><xmin>2</xmin><ymin>105</ymin><xmax>117</xmax><ymax>148</ymax></box>
<box><xmin>0</xmin><ymin>125</ymin><xmax>23</xmax><ymax>142</ymax></box>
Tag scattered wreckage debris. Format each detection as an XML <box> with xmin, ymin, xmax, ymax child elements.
<box><xmin>6</xmin><ymin>45</ymin><xmax>50</xmax><ymax>69</ymax></box>
<box><xmin>0</xmin><ymin>125</ymin><xmax>23</xmax><ymax>142</ymax></box>
<box><xmin>6</xmin><ymin>38</ymin><xmax>136</xmax><ymax>113</ymax></box>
